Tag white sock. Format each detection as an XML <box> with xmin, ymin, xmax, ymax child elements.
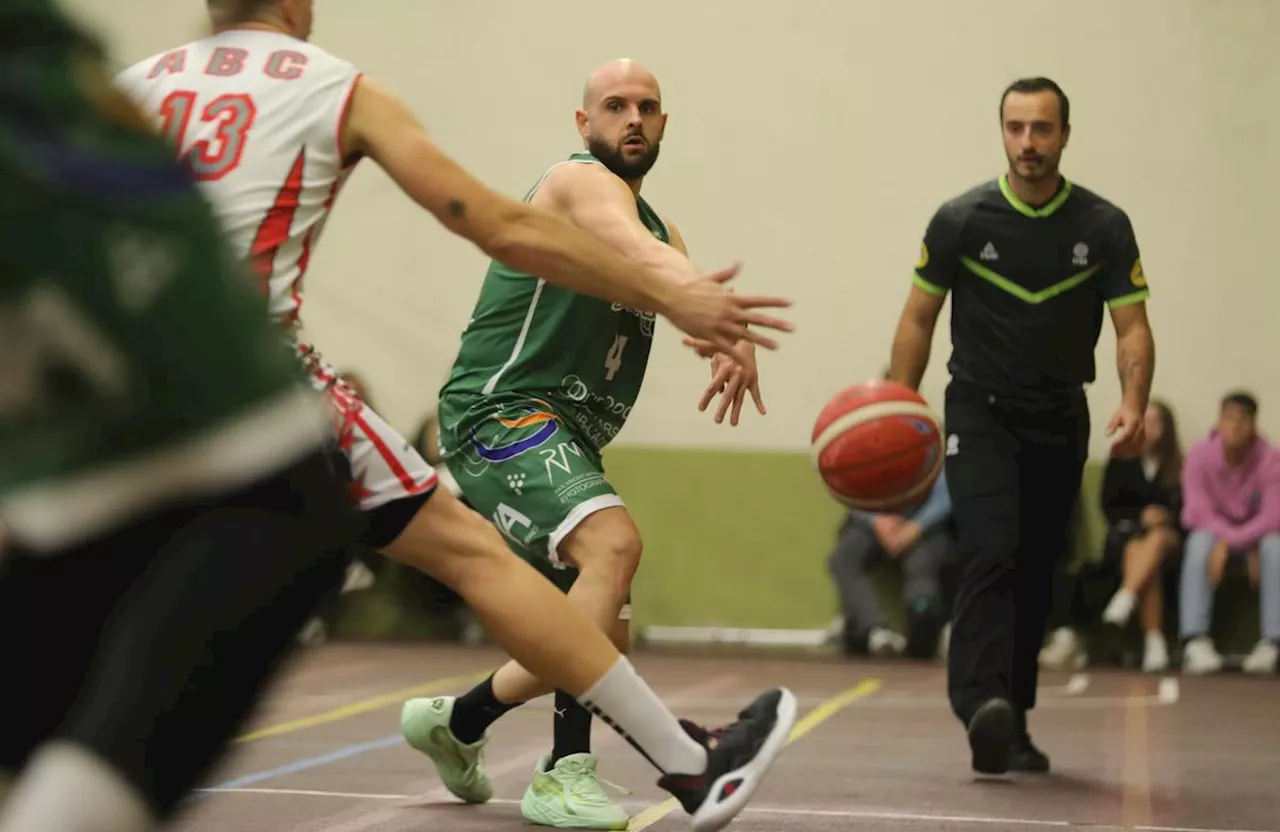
<box><xmin>0</xmin><ymin>742</ymin><xmax>156</xmax><ymax>832</ymax></box>
<box><xmin>577</xmin><ymin>657</ymin><xmax>709</xmax><ymax>776</ymax></box>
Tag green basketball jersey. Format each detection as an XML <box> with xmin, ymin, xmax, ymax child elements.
<box><xmin>439</xmin><ymin>152</ymin><xmax>670</xmax><ymax>453</ymax></box>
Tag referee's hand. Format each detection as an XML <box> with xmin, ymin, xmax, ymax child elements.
<box><xmin>1107</xmin><ymin>404</ymin><xmax>1146</xmax><ymax>458</ymax></box>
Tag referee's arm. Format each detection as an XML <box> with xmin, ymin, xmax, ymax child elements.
<box><xmin>889</xmin><ymin>205</ymin><xmax>960</xmax><ymax>390</ymax></box>
<box><xmin>1100</xmin><ymin>210</ymin><xmax>1155</xmax><ymax>416</ymax></box>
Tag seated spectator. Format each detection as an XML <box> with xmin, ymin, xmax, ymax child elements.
<box><xmin>1179</xmin><ymin>391</ymin><xmax>1280</xmax><ymax>675</ymax></box>
<box><xmin>1096</xmin><ymin>399</ymin><xmax>1184</xmax><ymax>671</ymax></box>
<box><xmin>827</xmin><ymin>470</ymin><xmax>958</xmax><ymax>660</ymax></box>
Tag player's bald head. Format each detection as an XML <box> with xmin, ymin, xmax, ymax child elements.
<box><xmin>581</xmin><ymin>59</ymin><xmax>661</xmax><ymax>109</ymax></box>
<box><xmin>576</xmin><ymin>58</ymin><xmax>666</xmax><ymax>184</ymax></box>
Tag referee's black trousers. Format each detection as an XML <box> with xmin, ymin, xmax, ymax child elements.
<box><xmin>943</xmin><ymin>379</ymin><xmax>1090</xmax><ymax>727</ymax></box>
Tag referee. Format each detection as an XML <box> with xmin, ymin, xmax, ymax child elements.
<box><xmin>888</xmin><ymin>77</ymin><xmax>1156</xmax><ymax>776</ymax></box>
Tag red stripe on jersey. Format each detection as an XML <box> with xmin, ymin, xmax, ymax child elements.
<box><xmin>351</xmin><ymin>410</ymin><xmax>437</xmax><ymax>494</ymax></box>
<box><xmin>280</xmin><ymin>175</ymin><xmax>343</xmax><ymax>328</ymax></box>
<box><xmin>249</xmin><ymin>148</ymin><xmax>306</xmax><ymax>295</ymax></box>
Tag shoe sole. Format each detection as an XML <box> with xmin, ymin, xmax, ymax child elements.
<box><xmin>690</xmin><ymin>688</ymin><xmax>798</xmax><ymax>832</ymax></box>
<box><xmin>967</xmin><ymin>698</ymin><xmax>1015</xmax><ymax>776</ymax></box>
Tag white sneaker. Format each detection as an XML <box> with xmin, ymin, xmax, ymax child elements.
<box><xmin>1242</xmin><ymin>639</ymin><xmax>1278</xmax><ymax>675</ymax></box>
<box><xmin>1102</xmin><ymin>589</ymin><xmax>1137</xmax><ymax>627</ymax></box>
<box><xmin>868</xmin><ymin>627</ymin><xmax>907</xmax><ymax>657</ymax></box>
<box><xmin>1142</xmin><ymin>631</ymin><xmax>1169</xmax><ymax>673</ymax></box>
<box><xmin>342</xmin><ymin>560</ymin><xmax>376</xmax><ymax>593</ymax></box>
<box><xmin>1039</xmin><ymin>627</ymin><xmax>1086</xmax><ymax>671</ymax></box>
<box><xmin>1181</xmin><ymin>636</ymin><xmax>1224</xmax><ymax>675</ymax></box>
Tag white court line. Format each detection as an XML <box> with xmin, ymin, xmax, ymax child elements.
<box><xmin>196</xmin><ymin>789</ymin><xmax>1273</xmax><ymax>832</ymax></box>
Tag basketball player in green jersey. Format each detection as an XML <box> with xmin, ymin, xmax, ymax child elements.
<box><xmin>403</xmin><ymin>59</ymin><xmax>767</xmax><ymax>830</ymax></box>
<box><xmin>0</xmin><ymin>9</ymin><xmax>797</xmax><ymax>831</ymax></box>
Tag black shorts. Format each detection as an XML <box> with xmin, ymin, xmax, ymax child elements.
<box><xmin>0</xmin><ymin>447</ymin><xmax>362</xmax><ymax>816</ymax></box>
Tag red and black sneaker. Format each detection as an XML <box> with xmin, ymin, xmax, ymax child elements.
<box><xmin>657</xmin><ymin>688</ymin><xmax>797</xmax><ymax>831</ymax></box>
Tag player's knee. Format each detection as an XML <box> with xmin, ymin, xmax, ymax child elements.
<box><xmin>560</xmin><ymin>508</ymin><xmax>643</xmax><ymax>594</ymax></box>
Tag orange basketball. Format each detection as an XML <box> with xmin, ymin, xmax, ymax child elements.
<box><xmin>811</xmin><ymin>380</ymin><xmax>944</xmax><ymax>512</ymax></box>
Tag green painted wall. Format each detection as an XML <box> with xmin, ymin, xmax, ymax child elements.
<box><xmin>601</xmin><ymin>445</ymin><xmax>845</xmax><ymax>630</ymax></box>
<box><xmin>335</xmin><ymin>449</ymin><xmax>1262</xmax><ymax>654</ymax></box>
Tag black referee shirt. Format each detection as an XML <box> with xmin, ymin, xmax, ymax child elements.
<box><xmin>913</xmin><ymin>175</ymin><xmax>1150</xmax><ymax>398</ymax></box>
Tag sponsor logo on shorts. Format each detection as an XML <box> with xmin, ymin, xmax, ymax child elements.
<box><xmin>555</xmin><ymin>471</ymin><xmax>609</xmax><ymax>504</ymax></box>
<box><xmin>470</xmin><ymin>400</ymin><xmax>560</xmax><ymax>462</ymax></box>
<box><xmin>559</xmin><ymin>375</ymin><xmax>632</xmax><ymax>447</ymax></box>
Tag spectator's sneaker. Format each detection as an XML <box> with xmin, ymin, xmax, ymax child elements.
<box><xmin>1242</xmin><ymin>639</ymin><xmax>1278</xmax><ymax>675</ymax></box>
<box><xmin>657</xmin><ymin>688</ymin><xmax>797</xmax><ymax>832</ymax></box>
<box><xmin>868</xmin><ymin>627</ymin><xmax>907</xmax><ymax>657</ymax></box>
<box><xmin>1038</xmin><ymin>627</ymin><xmax>1087</xmax><ymax>671</ymax></box>
<box><xmin>1181</xmin><ymin>636</ymin><xmax>1224</xmax><ymax>675</ymax></box>
<box><xmin>400</xmin><ymin>696</ymin><xmax>493</xmax><ymax>804</ymax></box>
<box><xmin>1142</xmin><ymin>631</ymin><xmax>1170</xmax><ymax>673</ymax></box>
<box><xmin>1101</xmin><ymin>588</ymin><xmax>1137</xmax><ymax>627</ymax></box>
<box><xmin>966</xmin><ymin>697</ymin><xmax>1015</xmax><ymax>776</ymax></box>
<box><xmin>519</xmin><ymin>754</ymin><xmax>630</xmax><ymax>830</ymax></box>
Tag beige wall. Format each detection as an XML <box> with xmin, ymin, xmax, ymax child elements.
<box><xmin>71</xmin><ymin>0</ymin><xmax>1280</xmax><ymax>457</ymax></box>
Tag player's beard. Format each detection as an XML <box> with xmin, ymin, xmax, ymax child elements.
<box><xmin>588</xmin><ymin>134</ymin><xmax>660</xmax><ymax>182</ymax></box>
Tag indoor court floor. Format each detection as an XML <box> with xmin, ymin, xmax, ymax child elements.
<box><xmin>179</xmin><ymin>642</ymin><xmax>1279</xmax><ymax>831</ymax></box>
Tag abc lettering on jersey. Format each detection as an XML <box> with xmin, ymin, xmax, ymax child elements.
<box><xmin>115</xmin><ymin>30</ymin><xmax>362</xmax><ymax>331</ymax></box>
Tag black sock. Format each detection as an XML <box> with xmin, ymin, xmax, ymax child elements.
<box><xmin>449</xmin><ymin>673</ymin><xmax>522</xmax><ymax>745</ymax></box>
<box><xmin>547</xmin><ymin>689</ymin><xmax>594</xmax><ymax>770</ymax></box>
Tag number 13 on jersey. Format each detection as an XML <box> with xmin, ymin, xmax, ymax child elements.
<box><xmin>159</xmin><ymin>91</ymin><xmax>256</xmax><ymax>181</ymax></box>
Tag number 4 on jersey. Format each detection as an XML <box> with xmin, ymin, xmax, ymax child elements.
<box><xmin>604</xmin><ymin>334</ymin><xmax>628</xmax><ymax>382</ymax></box>
<box><xmin>159</xmin><ymin>91</ymin><xmax>256</xmax><ymax>181</ymax></box>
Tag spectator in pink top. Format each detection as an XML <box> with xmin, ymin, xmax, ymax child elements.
<box><xmin>1178</xmin><ymin>391</ymin><xmax>1280</xmax><ymax>675</ymax></box>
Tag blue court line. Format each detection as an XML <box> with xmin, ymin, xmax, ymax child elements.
<box><xmin>190</xmin><ymin>733</ymin><xmax>404</xmax><ymax>802</ymax></box>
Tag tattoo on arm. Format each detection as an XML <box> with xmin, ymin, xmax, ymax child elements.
<box><xmin>447</xmin><ymin>199</ymin><xmax>466</xmax><ymax>219</ymax></box>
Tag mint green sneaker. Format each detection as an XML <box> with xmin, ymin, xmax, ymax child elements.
<box><xmin>399</xmin><ymin>696</ymin><xmax>492</xmax><ymax>804</ymax></box>
<box><xmin>519</xmin><ymin>753</ymin><xmax>631</xmax><ymax>830</ymax></box>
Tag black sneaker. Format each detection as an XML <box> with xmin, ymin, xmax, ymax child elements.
<box><xmin>657</xmin><ymin>688</ymin><xmax>797</xmax><ymax>831</ymax></box>
<box><xmin>967</xmin><ymin>697</ymin><xmax>1015</xmax><ymax>775</ymax></box>
<box><xmin>1009</xmin><ymin>735</ymin><xmax>1050</xmax><ymax>772</ymax></box>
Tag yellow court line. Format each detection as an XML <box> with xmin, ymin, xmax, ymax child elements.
<box><xmin>233</xmin><ymin>669</ymin><xmax>492</xmax><ymax>744</ymax></box>
<box><xmin>628</xmin><ymin>677</ymin><xmax>883</xmax><ymax>830</ymax></box>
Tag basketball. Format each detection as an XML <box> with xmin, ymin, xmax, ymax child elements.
<box><xmin>811</xmin><ymin>380</ymin><xmax>944</xmax><ymax>512</ymax></box>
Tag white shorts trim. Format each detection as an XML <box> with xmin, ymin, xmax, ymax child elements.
<box><xmin>0</xmin><ymin>386</ymin><xmax>334</xmax><ymax>552</ymax></box>
<box><xmin>295</xmin><ymin>342</ymin><xmax>436</xmax><ymax>512</ymax></box>
<box><xmin>546</xmin><ymin>493</ymin><xmax>626</xmax><ymax>569</ymax></box>
<box><xmin>342</xmin><ymin>404</ymin><xmax>437</xmax><ymax>512</ymax></box>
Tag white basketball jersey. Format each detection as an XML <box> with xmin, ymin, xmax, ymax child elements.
<box><xmin>116</xmin><ymin>29</ymin><xmax>361</xmax><ymax>329</ymax></box>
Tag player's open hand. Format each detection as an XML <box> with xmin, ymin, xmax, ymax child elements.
<box><xmin>684</xmin><ymin>337</ymin><xmax>766</xmax><ymax>426</ymax></box>
<box><xmin>1107</xmin><ymin>404</ymin><xmax>1145</xmax><ymax>458</ymax></box>
<box><xmin>663</xmin><ymin>264</ymin><xmax>792</xmax><ymax>368</ymax></box>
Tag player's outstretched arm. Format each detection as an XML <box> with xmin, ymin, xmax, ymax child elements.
<box><xmin>541</xmin><ymin>162</ymin><xmax>714</xmax><ymax>292</ymax></box>
<box><xmin>888</xmin><ymin>285</ymin><xmax>945</xmax><ymax>390</ymax></box>
<box><xmin>341</xmin><ymin>77</ymin><xmax>792</xmax><ymax>360</ymax></box>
